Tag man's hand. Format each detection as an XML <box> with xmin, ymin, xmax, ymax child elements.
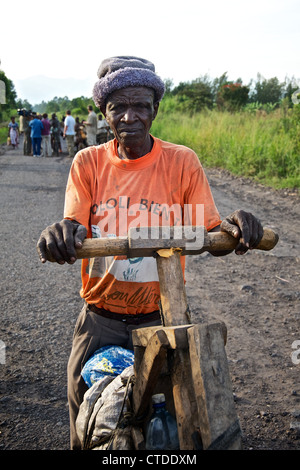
<box><xmin>220</xmin><ymin>209</ymin><xmax>263</xmax><ymax>255</ymax></box>
<box><xmin>36</xmin><ymin>219</ymin><xmax>87</xmax><ymax>264</ymax></box>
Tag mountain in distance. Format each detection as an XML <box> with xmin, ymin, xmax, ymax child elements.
<box><xmin>14</xmin><ymin>75</ymin><xmax>95</xmax><ymax>106</ymax></box>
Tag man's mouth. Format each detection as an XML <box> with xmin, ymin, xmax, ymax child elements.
<box><xmin>118</xmin><ymin>128</ymin><xmax>142</xmax><ymax>134</ymax></box>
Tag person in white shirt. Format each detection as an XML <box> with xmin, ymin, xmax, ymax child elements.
<box><xmin>63</xmin><ymin>110</ymin><xmax>76</xmax><ymax>157</ymax></box>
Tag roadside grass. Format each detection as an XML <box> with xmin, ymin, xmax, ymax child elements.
<box><xmin>151</xmin><ymin>106</ymin><xmax>300</xmax><ymax>190</ymax></box>
<box><xmin>0</xmin><ymin>125</ymin><xmax>8</xmax><ymax>145</ymax></box>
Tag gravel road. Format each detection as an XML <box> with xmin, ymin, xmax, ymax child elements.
<box><xmin>0</xmin><ymin>141</ymin><xmax>299</xmax><ymax>450</ymax></box>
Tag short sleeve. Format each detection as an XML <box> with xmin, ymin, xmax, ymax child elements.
<box><xmin>183</xmin><ymin>162</ymin><xmax>221</xmax><ymax>231</ymax></box>
<box><xmin>63</xmin><ymin>152</ymin><xmax>93</xmax><ymax>230</ymax></box>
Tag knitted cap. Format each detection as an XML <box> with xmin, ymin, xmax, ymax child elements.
<box><xmin>92</xmin><ymin>56</ymin><xmax>165</xmax><ymax>111</ymax></box>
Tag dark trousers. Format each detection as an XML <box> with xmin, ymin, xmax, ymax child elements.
<box><xmin>67</xmin><ymin>303</ymin><xmax>161</xmax><ymax>450</ymax></box>
<box><xmin>32</xmin><ymin>137</ymin><xmax>42</xmax><ymax>156</ymax></box>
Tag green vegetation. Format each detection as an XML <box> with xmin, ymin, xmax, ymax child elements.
<box><xmin>151</xmin><ymin>97</ymin><xmax>300</xmax><ymax>189</ymax></box>
<box><xmin>1</xmin><ymin>69</ymin><xmax>299</xmax><ymax>190</ymax></box>
<box><xmin>0</xmin><ymin>126</ymin><xmax>8</xmax><ymax>144</ymax></box>
<box><xmin>33</xmin><ymin>95</ymin><xmax>95</xmax><ymax>121</ymax></box>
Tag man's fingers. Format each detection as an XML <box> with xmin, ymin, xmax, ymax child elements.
<box><xmin>221</xmin><ymin>210</ymin><xmax>264</xmax><ymax>255</ymax></box>
<box><xmin>36</xmin><ymin>237</ymin><xmax>48</xmax><ymax>263</ymax></box>
<box><xmin>61</xmin><ymin>221</ymin><xmax>78</xmax><ymax>263</ymax></box>
<box><xmin>37</xmin><ymin>228</ymin><xmax>66</xmax><ymax>264</ymax></box>
<box><xmin>241</xmin><ymin>212</ymin><xmax>251</xmax><ymax>247</ymax></box>
<box><xmin>250</xmin><ymin>217</ymin><xmax>264</xmax><ymax>249</ymax></box>
<box><xmin>36</xmin><ymin>219</ymin><xmax>86</xmax><ymax>265</ymax></box>
<box><xmin>220</xmin><ymin>218</ymin><xmax>241</xmax><ymax>239</ymax></box>
<box><xmin>61</xmin><ymin>222</ymin><xmax>87</xmax><ymax>262</ymax></box>
<box><xmin>74</xmin><ymin>224</ymin><xmax>87</xmax><ymax>248</ymax></box>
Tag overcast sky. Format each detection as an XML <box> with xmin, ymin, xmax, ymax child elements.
<box><xmin>0</xmin><ymin>0</ymin><xmax>299</xmax><ymax>104</ymax></box>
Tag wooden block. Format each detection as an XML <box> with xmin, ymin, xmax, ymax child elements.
<box><xmin>170</xmin><ymin>348</ymin><xmax>200</xmax><ymax>450</ymax></box>
<box><xmin>132</xmin><ymin>324</ymin><xmax>192</xmax><ymax>350</ymax></box>
<box><xmin>187</xmin><ymin>323</ymin><xmax>242</xmax><ymax>450</ymax></box>
<box><xmin>132</xmin><ymin>329</ymin><xmax>170</xmax><ymax>419</ymax></box>
<box><xmin>156</xmin><ymin>250</ymin><xmax>191</xmax><ymax>326</ymax></box>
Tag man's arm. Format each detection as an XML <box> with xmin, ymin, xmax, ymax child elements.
<box><xmin>209</xmin><ymin>209</ymin><xmax>263</xmax><ymax>256</ymax></box>
<box><xmin>37</xmin><ymin>219</ymin><xmax>87</xmax><ymax>264</ymax></box>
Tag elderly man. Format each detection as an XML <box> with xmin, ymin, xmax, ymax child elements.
<box><xmin>36</xmin><ymin>56</ymin><xmax>263</xmax><ymax>449</ymax></box>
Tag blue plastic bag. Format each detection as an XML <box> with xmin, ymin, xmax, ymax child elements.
<box><xmin>81</xmin><ymin>345</ymin><xmax>135</xmax><ymax>388</ymax></box>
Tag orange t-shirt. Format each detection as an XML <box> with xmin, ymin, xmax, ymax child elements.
<box><xmin>64</xmin><ymin>137</ymin><xmax>221</xmax><ymax>314</ymax></box>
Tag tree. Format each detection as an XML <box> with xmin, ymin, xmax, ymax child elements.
<box><xmin>163</xmin><ymin>79</ymin><xmax>174</xmax><ymax>96</ymax></box>
<box><xmin>250</xmin><ymin>74</ymin><xmax>285</xmax><ymax>104</ymax></box>
<box><xmin>16</xmin><ymin>98</ymin><xmax>33</xmax><ymax>110</ymax></box>
<box><xmin>217</xmin><ymin>82</ymin><xmax>250</xmax><ymax>111</ymax></box>
<box><xmin>172</xmin><ymin>76</ymin><xmax>214</xmax><ymax>112</ymax></box>
<box><xmin>211</xmin><ymin>72</ymin><xmax>229</xmax><ymax>100</ymax></box>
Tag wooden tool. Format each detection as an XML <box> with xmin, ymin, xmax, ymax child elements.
<box><xmin>46</xmin><ymin>225</ymin><xmax>278</xmax><ymax>261</ymax></box>
<box><xmin>129</xmin><ymin>226</ymin><xmax>278</xmax><ymax>450</ymax></box>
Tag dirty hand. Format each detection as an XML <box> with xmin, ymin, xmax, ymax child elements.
<box><xmin>36</xmin><ymin>219</ymin><xmax>87</xmax><ymax>264</ymax></box>
<box><xmin>220</xmin><ymin>210</ymin><xmax>263</xmax><ymax>255</ymax></box>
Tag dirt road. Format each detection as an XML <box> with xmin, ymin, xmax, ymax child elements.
<box><xmin>0</xmin><ymin>142</ymin><xmax>299</xmax><ymax>450</ymax></box>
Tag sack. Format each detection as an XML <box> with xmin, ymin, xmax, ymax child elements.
<box><xmin>76</xmin><ymin>365</ymin><xmax>136</xmax><ymax>450</ymax></box>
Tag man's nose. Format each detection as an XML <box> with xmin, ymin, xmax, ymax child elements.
<box><xmin>121</xmin><ymin>108</ymin><xmax>137</xmax><ymax>122</ymax></box>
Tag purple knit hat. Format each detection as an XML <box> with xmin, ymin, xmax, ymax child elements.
<box><xmin>93</xmin><ymin>56</ymin><xmax>165</xmax><ymax>112</ymax></box>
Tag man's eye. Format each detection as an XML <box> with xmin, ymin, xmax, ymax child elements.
<box><xmin>110</xmin><ymin>104</ymin><xmax>124</xmax><ymax>112</ymax></box>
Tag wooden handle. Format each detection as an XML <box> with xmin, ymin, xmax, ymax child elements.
<box><xmin>205</xmin><ymin>227</ymin><xmax>279</xmax><ymax>253</ymax></box>
<box><xmin>75</xmin><ymin>237</ymin><xmax>128</xmax><ymax>258</ymax></box>
<box><xmin>45</xmin><ymin>226</ymin><xmax>278</xmax><ymax>261</ymax></box>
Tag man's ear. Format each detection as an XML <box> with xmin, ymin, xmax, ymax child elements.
<box><xmin>153</xmin><ymin>102</ymin><xmax>159</xmax><ymax>121</ymax></box>
<box><xmin>100</xmin><ymin>103</ymin><xmax>107</xmax><ymax>117</ymax></box>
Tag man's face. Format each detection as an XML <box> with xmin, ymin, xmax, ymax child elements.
<box><xmin>104</xmin><ymin>86</ymin><xmax>159</xmax><ymax>147</ymax></box>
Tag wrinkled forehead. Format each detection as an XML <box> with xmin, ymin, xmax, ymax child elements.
<box><xmin>106</xmin><ymin>86</ymin><xmax>155</xmax><ymax>105</ymax></box>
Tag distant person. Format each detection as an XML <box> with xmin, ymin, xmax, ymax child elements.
<box><xmin>96</xmin><ymin>114</ymin><xmax>110</xmax><ymax>144</ymax></box>
<box><xmin>75</xmin><ymin>117</ymin><xmax>87</xmax><ymax>151</ymax></box>
<box><xmin>50</xmin><ymin>113</ymin><xmax>62</xmax><ymax>156</ymax></box>
<box><xmin>41</xmin><ymin>113</ymin><xmax>52</xmax><ymax>157</ymax></box>
<box><xmin>63</xmin><ymin>110</ymin><xmax>76</xmax><ymax>158</ymax></box>
<box><xmin>19</xmin><ymin>111</ymin><xmax>32</xmax><ymax>156</ymax></box>
<box><xmin>8</xmin><ymin>116</ymin><xmax>19</xmax><ymax>149</ymax></box>
<box><xmin>83</xmin><ymin>105</ymin><xmax>97</xmax><ymax>146</ymax></box>
<box><xmin>19</xmin><ymin>112</ymin><xmax>26</xmax><ymax>135</ymax></box>
<box><xmin>29</xmin><ymin>114</ymin><xmax>44</xmax><ymax>157</ymax></box>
